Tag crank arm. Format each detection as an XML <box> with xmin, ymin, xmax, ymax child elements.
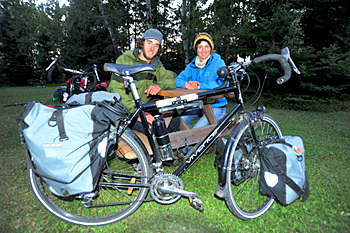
<box><xmin>157</xmin><ymin>180</ymin><xmax>198</xmax><ymax>198</ymax></box>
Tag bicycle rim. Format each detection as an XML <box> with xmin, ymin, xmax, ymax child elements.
<box><xmin>225</xmin><ymin>114</ymin><xmax>282</xmax><ymax>220</ymax></box>
<box><xmin>28</xmin><ymin>129</ymin><xmax>151</xmax><ymax>226</ymax></box>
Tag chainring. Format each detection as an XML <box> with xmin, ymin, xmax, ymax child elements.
<box><xmin>150</xmin><ymin>174</ymin><xmax>184</xmax><ymax>205</ymax></box>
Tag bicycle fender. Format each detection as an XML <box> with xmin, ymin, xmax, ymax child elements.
<box><xmin>216</xmin><ymin>121</ymin><xmax>245</xmax><ymax>198</ymax></box>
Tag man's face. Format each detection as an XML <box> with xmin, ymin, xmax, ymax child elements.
<box><xmin>140</xmin><ymin>39</ymin><xmax>160</xmax><ymax>62</ymax></box>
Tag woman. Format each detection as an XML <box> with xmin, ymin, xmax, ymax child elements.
<box><xmin>175</xmin><ymin>32</ymin><xmax>227</xmax><ymax>129</ymax></box>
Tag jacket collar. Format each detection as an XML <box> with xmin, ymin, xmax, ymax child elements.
<box><xmin>190</xmin><ymin>54</ymin><xmax>214</xmax><ymax>69</ymax></box>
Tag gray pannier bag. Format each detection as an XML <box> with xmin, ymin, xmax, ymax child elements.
<box><xmin>65</xmin><ymin>91</ymin><xmax>122</xmax><ymax>105</ymax></box>
<box><xmin>259</xmin><ymin>136</ymin><xmax>309</xmax><ymax>205</ymax></box>
<box><xmin>17</xmin><ymin>92</ymin><xmax>128</xmax><ymax>197</ymax></box>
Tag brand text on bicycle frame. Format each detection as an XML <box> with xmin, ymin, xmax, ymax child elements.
<box><xmin>186</xmin><ymin>127</ymin><xmax>219</xmax><ymax>164</ymax></box>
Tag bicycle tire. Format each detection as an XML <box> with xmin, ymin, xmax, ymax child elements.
<box><xmin>225</xmin><ymin>114</ymin><xmax>282</xmax><ymax>220</ymax></box>
<box><xmin>28</xmin><ymin>128</ymin><xmax>151</xmax><ymax>226</ymax></box>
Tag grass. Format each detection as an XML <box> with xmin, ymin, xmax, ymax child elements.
<box><xmin>0</xmin><ymin>85</ymin><xmax>349</xmax><ymax>232</ymax></box>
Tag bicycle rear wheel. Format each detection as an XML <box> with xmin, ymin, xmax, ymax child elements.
<box><xmin>225</xmin><ymin>114</ymin><xmax>282</xmax><ymax>220</ymax></box>
<box><xmin>28</xmin><ymin>129</ymin><xmax>151</xmax><ymax>226</ymax></box>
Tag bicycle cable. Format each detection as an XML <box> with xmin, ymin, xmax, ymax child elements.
<box><xmin>243</xmin><ymin>68</ymin><xmax>261</xmax><ymax>107</ymax></box>
<box><xmin>248</xmin><ymin>73</ymin><xmax>268</xmax><ymax>107</ymax></box>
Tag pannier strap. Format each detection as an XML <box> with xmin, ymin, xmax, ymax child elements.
<box><xmin>85</xmin><ymin>92</ymin><xmax>93</xmax><ymax>104</ymax></box>
<box><xmin>302</xmin><ymin>173</ymin><xmax>310</xmax><ymax>202</ymax></box>
<box><xmin>268</xmin><ymin>155</ymin><xmax>304</xmax><ymax>196</ymax></box>
<box><xmin>48</xmin><ymin>110</ymin><xmax>68</xmax><ymax>141</ymax></box>
<box><xmin>274</xmin><ymin>138</ymin><xmax>293</xmax><ymax>148</ymax></box>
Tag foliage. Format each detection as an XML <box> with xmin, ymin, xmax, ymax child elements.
<box><xmin>299</xmin><ymin>44</ymin><xmax>350</xmax><ymax>98</ymax></box>
<box><xmin>0</xmin><ymin>0</ymin><xmax>38</xmax><ymax>85</ymax></box>
<box><xmin>292</xmin><ymin>0</ymin><xmax>350</xmax><ymax>51</ymax></box>
<box><xmin>0</xmin><ymin>0</ymin><xmax>349</xmax><ymax>101</ymax></box>
<box><xmin>35</xmin><ymin>0</ymin><xmax>66</xmax><ymax>83</ymax></box>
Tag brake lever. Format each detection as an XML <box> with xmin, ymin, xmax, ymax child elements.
<box><xmin>93</xmin><ymin>64</ymin><xmax>100</xmax><ymax>81</ymax></box>
<box><xmin>281</xmin><ymin>47</ymin><xmax>301</xmax><ymax>74</ymax></box>
<box><xmin>289</xmin><ymin>57</ymin><xmax>301</xmax><ymax>74</ymax></box>
<box><xmin>45</xmin><ymin>55</ymin><xmax>59</xmax><ymax>71</ymax></box>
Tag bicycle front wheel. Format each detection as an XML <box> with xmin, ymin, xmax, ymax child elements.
<box><xmin>225</xmin><ymin>114</ymin><xmax>282</xmax><ymax>220</ymax></box>
<box><xmin>28</xmin><ymin>129</ymin><xmax>152</xmax><ymax>226</ymax></box>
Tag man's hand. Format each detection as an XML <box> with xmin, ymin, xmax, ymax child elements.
<box><xmin>184</xmin><ymin>81</ymin><xmax>200</xmax><ymax>90</ymax></box>
<box><xmin>144</xmin><ymin>84</ymin><xmax>161</xmax><ymax>96</ymax></box>
<box><xmin>138</xmin><ymin>112</ymin><xmax>155</xmax><ymax>125</ymax></box>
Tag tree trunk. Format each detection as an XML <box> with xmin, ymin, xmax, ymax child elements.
<box><xmin>146</xmin><ymin>0</ymin><xmax>153</xmax><ymax>28</ymax></box>
<box><xmin>181</xmin><ymin>0</ymin><xmax>189</xmax><ymax>65</ymax></box>
<box><xmin>98</xmin><ymin>0</ymin><xmax>120</xmax><ymax>56</ymax></box>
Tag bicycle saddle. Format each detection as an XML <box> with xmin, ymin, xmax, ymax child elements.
<box><xmin>103</xmin><ymin>63</ymin><xmax>156</xmax><ymax>76</ymax></box>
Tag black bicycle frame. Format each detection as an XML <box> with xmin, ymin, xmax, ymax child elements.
<box><xmin>173</xmin><ymin>101</ymin><xmax>242</xmax><ymax>177</ymax></box>
<box><xmin>124</xmin><ymin>81</ymin><xmax>245</xmax><ymax>178</ymax></box>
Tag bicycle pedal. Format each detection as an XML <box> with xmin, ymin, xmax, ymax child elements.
<box><xmin>188</xmin><ymin>196</ymin><xmax>204</xmax><ymax>212</ymax></box>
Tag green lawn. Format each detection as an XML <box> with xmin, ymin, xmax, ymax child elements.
<box><xmin>0</xmin><ymin>86</ymin><xmax>349</xmax><ymax>232</ymax></box>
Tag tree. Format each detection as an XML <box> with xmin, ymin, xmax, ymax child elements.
<box><xmin>207</xmin><ymin>0</ymin><xmax>245</xmax><ymax>62</ymax></box>
<box><xmin>0</xmin><ymin>0</ymin><xmax>348</xmax><ymax>102</ymax></box>
<box><xmin>60</xmin><ymin>0</ymin><xmax>128</xmax><ymax>82</ymax></box>
<box><xmin>98</xmin><ymin>0</ymin><xmax>121</xmax><ymax>57</ymax></box>
<box><xmin>145</xmin><ymin>0</ymin><xmax>152</xmax><ymax>28</ymax></box>
<box><xmin>292</xmin><ymin>0</ymin><xmax>350</xmax><ymax>51</ymax></box>
<box><xmin>231</xmin><ymin>0</ymin><xmax>307</xmax><ymax>94</ymax></box>
<box><xmin>290</xmin><ymin>0</ymin><xmax>350</xmax><ymax>98</ymax></box>
<box><xmin>0</xmin><ymin>0</ymin><xmax>38</xmax><ymax>85</ymax></box>
<box><xmin>149</xmin><ymin>0</ymin><xmax>183</xmax><ymax>73</ymax></box>
<box><xmin>35</xmin><ymin>0</ymin><xmax>66</xmax><ymax>83</ymax></box>
<box><xmin>181</xmin><ymin>0</ymin><xmax>189</xmax><ymax>65</ymax></box>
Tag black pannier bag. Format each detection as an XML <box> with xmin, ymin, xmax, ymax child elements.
<box><xmin>18</xmin><ymin>92</ymin><xmax>128</xmax><ymax>197</ymax></box>
<box><xmin>259</xmin><ymin>136</ymin><xmax>309</xmax><ymax>205</ymax></box>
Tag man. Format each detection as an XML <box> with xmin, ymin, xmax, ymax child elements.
<box><xmin>108</xmin><ymin>28</ymin><xmax>179</xmax><ymax>133</ymax></box>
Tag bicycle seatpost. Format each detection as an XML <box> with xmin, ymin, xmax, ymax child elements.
<box><xmin>123</xmin><ymin>76</ymin><xmax>140</xmax><ymax>101</ymax></box>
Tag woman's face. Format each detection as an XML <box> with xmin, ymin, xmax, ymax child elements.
<box><xmin>196</xmin><ymin>41</ymin><xmax>211</xmax><ymax>62</ymax></box>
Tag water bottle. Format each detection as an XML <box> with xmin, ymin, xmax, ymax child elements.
<box><xmin>153</xmin><ymin>116</ymin><xmax>174</xmax><ymax>161</ymax></box>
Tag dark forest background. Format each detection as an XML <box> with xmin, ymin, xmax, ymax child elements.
<box><xmin>1</xmin><ymin>0</ymin><xmax>349</xmax><ymax>106</ymax></box>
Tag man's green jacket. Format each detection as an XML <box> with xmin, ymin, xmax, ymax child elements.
<box><xmin>108</xmin><ymin>49</ymin><xmax>176</xmax><ymax>111</ymax></box>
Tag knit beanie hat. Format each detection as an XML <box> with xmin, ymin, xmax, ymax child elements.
<box><xmin>143</xmin><ymin>28</ymin><xmax>163</xmax><ymax>44</ymax></box>
<box><xmin>193</xmin><ymin>32</ymin><xmax>214</xmax><ymax>50</ymax></box>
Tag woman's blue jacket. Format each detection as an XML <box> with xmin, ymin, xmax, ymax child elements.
<box><xmin>175</xmin><ymin>53</ymin><xmax>227</xmax><ymax>108</ymax></box>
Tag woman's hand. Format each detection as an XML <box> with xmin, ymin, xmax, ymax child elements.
<box><xmin>184</xmin><ymin>81</ymin><xmax>200</xmax><ymax>90</ymax></box>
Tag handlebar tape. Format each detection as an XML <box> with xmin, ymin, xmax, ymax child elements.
<box><xmin>252</xmin><ymin>54</ymin><xmax>291</xmax><ymax>84</ymax></box>
<box><xmin>214</xmin><ymin>80</ymin><xmax>229</xmax><ymax>90</ymax></box>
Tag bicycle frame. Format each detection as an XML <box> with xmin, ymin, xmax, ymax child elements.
<box><xmin>105</xmin><ymin>46</ymin><xmax>295</xmax><ymax>189</ymax></box>
<box><xmin>46</xmin><ymin>55</ymin><xmax>100</xmax><ymax>97</ymax></box>
<box><xmin>116</xmin><ymin>70</ymin><xmax>245</xmax><ymax>179</ymax></box>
